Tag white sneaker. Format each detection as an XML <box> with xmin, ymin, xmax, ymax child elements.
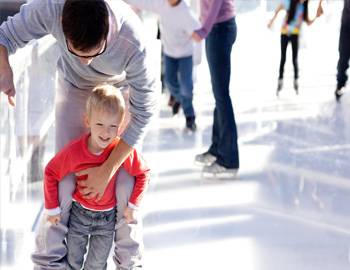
<box><xmin>202</xmin><ymin>162</ymin><xmax>238</xmax><ymax>179</ymax></box>
<box><xmin>194</xmin><ymin>152</ymin><xmax>216</xmax><ymax>166</ymax></box>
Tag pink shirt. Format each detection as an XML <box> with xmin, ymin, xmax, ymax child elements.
<box><xmin>195</xmin><ymin>0</ymin><xmax>235</xmax><ymax>39</ymax></box>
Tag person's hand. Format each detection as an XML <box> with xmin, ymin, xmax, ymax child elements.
<box><xmin>123</xmin><ymin>207</ymin><xmax>137</xmax><ymax>224</ymax></box>
<box><xmin>0</xmin><ymin>62</ymin><xmax>16</xmax><ymax>106</ymax></box>
<box><xmin>316</xmin><ymin>5</ymin><xmax>324</xmax><ymax>17</ymax></box>
<box><xmin>47</xmin><ymin>214</ymin><xmax>61</xmax><ymax>225</ymax></box>
<box><xmin>192</xmin><ymin>32</ymin><xmax>202</xmax><ymax>43</ymax></box>
<box><xmin>76</xmin><ymin>166</ymin><xmax>111</xmax><ymax>201</ymax></box>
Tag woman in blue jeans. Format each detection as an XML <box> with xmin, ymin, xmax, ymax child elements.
<box><xmin>192</xmin><ymin>0</ymin><xmax>239</xmax><ymax>178</ymax></box>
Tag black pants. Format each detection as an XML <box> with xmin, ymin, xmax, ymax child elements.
<box><xmin>337</xmin><ymin>23</ymin><xmax>350</xmax><ymax>88</ymax></box>
<box><xmin>279</xmin><ymin>34</ymin><xmax>299</xmax><ymax>80</ymax></box>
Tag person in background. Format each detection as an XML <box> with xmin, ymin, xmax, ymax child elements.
<box><xmin>268</xmin><ymin>0</ymin><xmax>323</xmax><ymax>96</ymax></box>
<box><xmin>334</xmin><ymin>0</ymin><xmax>350</xmax><ymax>100</ymax></box>
<box><xmin>192</xmin><ymin>0</ymin><xmax>239</xmax><ymax>178</ymax></box>
<box><xmin>124</xmin><ymin>0</ymin><xmax>200</xmax><ymax>131</ymax></box>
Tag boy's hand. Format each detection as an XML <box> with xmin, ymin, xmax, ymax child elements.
<box><xmin>47</xmin><ymin>214</ymin><xmax>61</xmax><ymax>225</ymax></box>
<box><xmin>124</xmin><ymin>207</ymin><xmax>137</xmax><ymax>224</ymax></box>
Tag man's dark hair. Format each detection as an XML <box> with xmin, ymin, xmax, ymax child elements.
<box><xmin>62</xmin><ymin>0</ymin><xmax>109</xmax><ymax>52</ymax></box>
<box><xmin>287</xmin><ymin>0</ymin><xmax>309</xmax><ymax>24</ymax></box>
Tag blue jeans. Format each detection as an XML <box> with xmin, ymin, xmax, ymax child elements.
<box><xmin>337</xmin><ymin>23</ymin><xmax>350</xmax><ymax>88</ymax></box>
<box><xmin>66</xmin><ymin>202</ymin><xmax>116</xmax><ymax>270</ymax></box>
<box><xmin>164</xmin><ymin>54</ymin><xmax>195</xmax><ymax>117</ymax></box>
<box><xmin>205</xmin><ymin>17</ymin><xmax>239</xmax><ymax>169</ymax></box>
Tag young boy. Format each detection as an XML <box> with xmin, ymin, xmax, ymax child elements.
<box><xmin>44</xmin><ymin>85</ymin><xmax>150</xmax><ymax>270</ymax></box>
<box><xmin>124</xmin><ymin>0</ymin><xmax>200</xmax><ymax>131</ymax></box>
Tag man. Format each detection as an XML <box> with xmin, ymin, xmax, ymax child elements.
<box><xmin>335</xmin><ymin>0</ymin><xmax>350</xmax><ymax>100</ymax></box>
<box><xmin>0</xmin><ymin>0</ymin><xmax>157</xmax><ymax>269</ymax></box>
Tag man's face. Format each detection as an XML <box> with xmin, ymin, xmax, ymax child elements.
<box><xmin>66</xmin><ymin>39</ymin><xmax>107</xmax><ymax>65</ymax></box>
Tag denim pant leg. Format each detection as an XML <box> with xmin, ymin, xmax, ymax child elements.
<box><xmin>164</xmin><ymin>55</ymin><xmax>181</xmax><ymax>102</ymax></box>
<box><xmin>84</xmin><ymin>209</ymin><xmax>116</xmax><ymax>269</ymax></box>
<box><xmin>67</xmin><ymin>202</ymin><xmax>116</xmax><ymax>270</ymax></box>
<box><xmin>337</xmin><ymin>24</ymin><xmax>350</xmax><ymax>88</ymax></box>
<box><xmin>206</xmin><ymin>18</ymin><xmax>239</xmax><ymax>169</ymax></box>
<box><xmin>178</xmin><ymin>56</ymin><xmax>195</xmax><ymax>117</ymax></box>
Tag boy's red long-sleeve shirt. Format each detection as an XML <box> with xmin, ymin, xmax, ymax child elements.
<box><xmin>44</xmin><ymin>134</ymin><xmax>150</xmax><ymax>211</ymax></box>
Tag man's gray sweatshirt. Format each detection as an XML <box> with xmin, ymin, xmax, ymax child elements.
<box><xmin>0</xmin><ymin>0</ymin><xmax>157</xmax><ymax>147</ymax></box>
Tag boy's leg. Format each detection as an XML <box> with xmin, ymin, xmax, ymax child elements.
<box><xmin>84</xmin><ymin>208</ymin><xmax>115</xmax><ymax>270</ymax></box>
<box><xmin>164</xmin><ymin>54</ymin><xmax>181</xmax><ymax>103</ymax></box>
<box><xmin>178</xmin><ymin>56</ymin><xmax>194</xmax><ymax>118</ymax></box>
<box><xmin>113</xmin><ymin>168</ymin><xmax>143</xmax><ymax>270</ymax></box>
<box><xmin>66</xmin><ymin>203</ymin><xmax>90</xmax><ymax>270</ymax></box>
<box><xmin>32</xmin><ymin>77</ymin><xmax>89</xmax><ymax>270</ymax></box>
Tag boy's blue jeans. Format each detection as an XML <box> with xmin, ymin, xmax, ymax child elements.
<box><xmin>205</xmin><ymin>17</ymin><xmax>239</xmax><ymax>169</ymax></box>
<box><xmin>67</xmin><ymin>202</ymin><xmax>116</xmax><ymax>270</ymax></box>
<box><xmin>164</xmin><ymin>54</ymin><xmax>195</xmax><ymax>118</ymax></box>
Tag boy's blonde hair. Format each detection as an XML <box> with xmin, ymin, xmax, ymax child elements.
<box><xmin>86</xmin><ymin>85</ymin><xmax>125</xmax><ymax>121</ymax></box>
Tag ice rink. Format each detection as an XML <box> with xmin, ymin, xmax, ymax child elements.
<box><xmin>1</xmin><ymin>1</ymin><xmax>350</xmax><ymax>269</ymax></box>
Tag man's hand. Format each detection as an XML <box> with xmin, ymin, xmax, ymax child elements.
<box><xmin>76</xmin><ymin>166</ymin><xmax>112</xmax><ymax>201</ymax></box>
<box><xmin>47</xmin><ymin>214</ymin><xmax>61</xmax><ymax>225</ymax></box>
<box><xmin>124</xmin><ymin>206</ymin><xmax>137</xmax><ymax>224</ymax></box>
<box><xmin>0</xmin><ymin>46</ymin><xmax>16</xmax><ymax>106</ymax></box>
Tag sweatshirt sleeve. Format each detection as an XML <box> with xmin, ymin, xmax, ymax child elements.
<box><xmin>123</xmin><ymin>45</ymin><xmax>158</xmax><ymax>147</ymax></box>
<box><xmin>195</xmin><ymin>0</ymin><xmax>224</xmax><ymax>39</ymax></box>
<box><xmin>121</xmin><ymin>149</ymin><xmax>151</xmax><ymax>207</ymax></box>
<box><xmin>44</xmin><ymin>147</ymin><xmax>73</xmax><ymax>211</ymax></box>
<box><xmin>184</xmin><ymin>8</ymin><xmax>201</xmax><ymax>36</ymax></box>
<box><xmin>0</xmin><ymin>0</ymin><xmax>57</xmax><ymax>54</ymax></box>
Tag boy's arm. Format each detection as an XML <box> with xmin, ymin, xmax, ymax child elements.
<box><xmin>44</xmin><ymin>147</ymin><xmax>73</xmax><ymax>214</ymax></box>
<box><xmin>185</xmin><ymin>8</ymin><xmax>201</xmax><ymax>36</ymax></box>
<box><xmin>121</xmin><ymin>149</ymin><xmax>151</xmax><ymax>208</ymax></box>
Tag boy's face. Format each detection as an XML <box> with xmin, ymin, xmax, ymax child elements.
<box><xmin>86</xmin><ymin>109</ymin><xmax>120</xmax><ymax>152</ymax></box>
